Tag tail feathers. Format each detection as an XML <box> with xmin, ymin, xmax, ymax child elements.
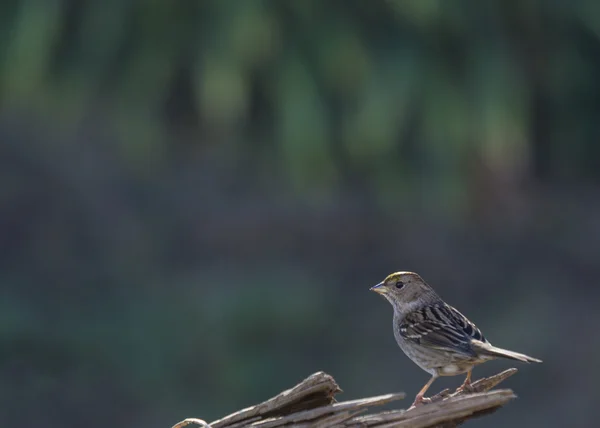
<box><xmin>472</xmin><ymin>341</ymin><xmax>542</xmax><ymax>363</ymax></box>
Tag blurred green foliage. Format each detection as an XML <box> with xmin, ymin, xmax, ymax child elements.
<box><xmin>2</xmin><ymin>0</ymin><xmax>599</xmax><ymax>195</ymax></box>
<box><xmin>0</xmin><ymin>1</ymin><xmax>599</xmax><ymax>427</ymax></box>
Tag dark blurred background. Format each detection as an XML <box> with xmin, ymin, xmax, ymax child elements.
<box><xmin>1</xmin><ymin>1</ymin><xmax>599</xmax><ymax>427</ymax></box>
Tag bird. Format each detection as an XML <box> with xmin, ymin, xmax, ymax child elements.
<box><xmin>370</xmin><ymin>271</ymin><xmax>541</xmax><ymax>408</ymax></box>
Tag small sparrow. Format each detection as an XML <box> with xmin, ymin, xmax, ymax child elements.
<box><xmin>371</xmin><ymin>271</ymin><xmax>541</xmax><ymax>407</ymax></box>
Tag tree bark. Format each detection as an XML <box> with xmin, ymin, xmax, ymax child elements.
<box><xmin>172</xmin><ymin>369</ymin><xmax>519</xmax><ymax>428</ymax></box>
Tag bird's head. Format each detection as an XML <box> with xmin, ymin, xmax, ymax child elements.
<box><xmin>370</xmin><ymin>271</ymin><xmax>440</xmax><ymax>314</ymax></box>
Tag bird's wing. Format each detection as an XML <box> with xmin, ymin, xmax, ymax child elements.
<box><xmin>399</xmin><ymin>304</ymin><xmax>488</xmax><ymax>358</ymax></box>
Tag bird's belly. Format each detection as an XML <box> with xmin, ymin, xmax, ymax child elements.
<box><xmin>439</xmin><ymin>364</ymin><xmax>467</xmax><ymax>376</ymax></box>
<box><xmin>396</xmin><ymin>339</ymin><xmax>473</xmax><ymax>376</ymax></box>
<box><xmin>397</xmin><ymin>340</ymin><xmax>445</xmax><ymax>374</ymax></box>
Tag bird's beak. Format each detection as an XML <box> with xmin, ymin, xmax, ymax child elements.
<box><xmin>370</xmin><ymin>281</ymin><xmax>387</xmax><ymax>294</ymax></box>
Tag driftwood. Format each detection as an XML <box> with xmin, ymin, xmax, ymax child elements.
<box><xmin>172</xmin><ymin>369</ymin><xmax>518</xmax><ymax>428</ymax></box>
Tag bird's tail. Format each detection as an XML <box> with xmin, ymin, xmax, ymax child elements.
<box><xmin>472</xmin><ymin>341</ymin><xmax>542</xmax><ymax>363</ymax></box>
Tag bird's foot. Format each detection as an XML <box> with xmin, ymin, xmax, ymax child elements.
<box><xmin>455</xmin><ymin>381</ymin><xmax>474</xmax><ymax>394</ymax></box>
<box><xmin>408</xmin><ymin>395</ymin><xmax>432</xmax><ymax>410</ymax></box>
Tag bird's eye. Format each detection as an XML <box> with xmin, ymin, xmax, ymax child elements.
<box><xmin>395</xmin><ymin>281</ymin><xmax>404</xmax><ymax>289</ymax></box>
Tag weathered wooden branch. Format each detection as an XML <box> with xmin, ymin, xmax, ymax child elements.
<box><xmin>172</xmin><ymin>369</ymin><xmax>518</xmax><ymax>428</ymax></box>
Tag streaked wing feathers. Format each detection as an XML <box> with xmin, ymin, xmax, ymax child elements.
<box><xmin>399</xmin><ymin>304</ymin><xmax>487</xmax><ymax>357</ymax></box>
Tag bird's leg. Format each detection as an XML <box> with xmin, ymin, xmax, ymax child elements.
<box><xmin>456</xmin><ymin>368</ymin><xmax>473</xmax><ymax>393</ymax></box>
<box><xmin>410</xmin><ymin>375</ymin><xmax>438</xmax><ymax>408</ymax></box>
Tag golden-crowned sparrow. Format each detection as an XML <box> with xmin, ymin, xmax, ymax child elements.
<box><xmin>371</xmin><ymin>271</ymin><xmax>541</xmax><ymax>407</ymax></box>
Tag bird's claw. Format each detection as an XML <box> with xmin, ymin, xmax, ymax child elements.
<box><xmin>409</xmin><ymin>396</ymin><xmax>432</xmax><ymax>410</ymax></box>
<box><xmin>455</xmin><ymin>382</ymin><xmax>474</xmax><ymax>394</ymax></box>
